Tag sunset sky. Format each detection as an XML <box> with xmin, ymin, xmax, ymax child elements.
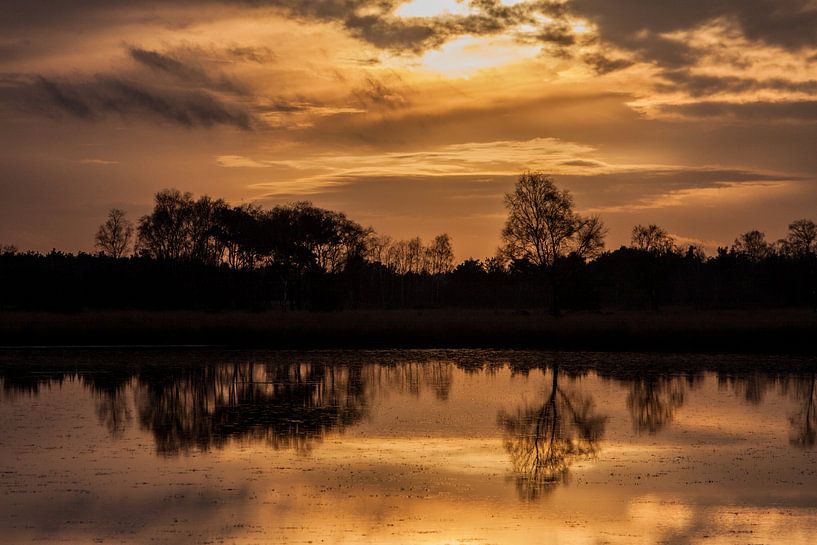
<box><xmin>2</xmin><ymin>0</ymin><xmax>817</xmax><ymax>258</ymax></box>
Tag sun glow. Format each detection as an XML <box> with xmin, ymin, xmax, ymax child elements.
<box><xmin>395</xmin><ymin>0</ymin><xmax>470</xmax><ymax>18</ymax></box>
<box><xmin>418</xmin><ymin>35</ymin><xmax>541</xmax><ymax>76</ymax></box>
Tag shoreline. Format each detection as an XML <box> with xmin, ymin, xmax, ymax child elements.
<box><xmin>1</xmin><ymin>308</ymin><xmax>816</xmax><ymax>354</ymax></box>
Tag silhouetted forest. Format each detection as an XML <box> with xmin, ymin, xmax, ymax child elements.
<box><xmin>1</xmin><ymin>174</ymin><xmax>816</xmax><ymax>312</ymax></box>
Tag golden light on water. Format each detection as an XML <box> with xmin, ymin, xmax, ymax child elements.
<box><xmin>3</xmin><ymin>360</ymin><xmax>817</xmax><ymax>544</ymax></box>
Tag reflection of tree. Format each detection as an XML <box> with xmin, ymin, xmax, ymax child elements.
<box><xmin>0</xmin><ymin>367</ymin><xmax>69</xmax><ymax>400</ymax></box>
<box><xmin>789</xmin><ymin>374</ymin><xmax>817</xmax><ymax>448</ymax></box>
<box><xmin>627</xmin><ymin>376</ymin><xmax>686</xmax><ymax>435</ymax></box>
<box><xmin>80</xmin><ymin>370</ymin><xmax>133</xmax><ymax>438</ymax></box>
<box><xmin>136</xmin><ymin>362</ymin><xmax>368</xmax><ymax>455</ymax></box>
<box><xmin>372</xmin><ymin>361</ymin><xmax>453</xmax><ymax>401</ymax></box>
<box><xmin>720</xmin><ymin>372</ymin><xmax>772</xmax><ymax>405</ymax></box>
<box><xmin>497</xmin><ymin>366</ymin><xmax>606</xmax><ymax>500</ymax></box>
<box><xmin>1</xmin><ymin>359</ymin><xmax>459</xmax><ymax>455</ymax></box>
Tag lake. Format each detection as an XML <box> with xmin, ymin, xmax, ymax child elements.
<box><xmin>1</xmin><ymin>349</ymin><xmax>816</xmax><ymax>544</ymax></box>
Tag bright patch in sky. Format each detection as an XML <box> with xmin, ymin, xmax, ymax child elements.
<box><xmin>419</xmin><ymin>35</ymin><xmax>541</xmax><ymax>76</ymax></box>
<box><xmin>395</xmin><ymin>0</ymin><xmax>470</xmax><ymax>18</ymax></box>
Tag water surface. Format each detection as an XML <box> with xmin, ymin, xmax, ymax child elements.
<box><xmin>1</xmin><ymin>350</ymin><xmax>816</xmax><ymax>544</ymax></box>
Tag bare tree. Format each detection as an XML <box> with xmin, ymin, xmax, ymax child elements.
<box><xmin>731</xmin><ymin>230</ymin><xmax>773</xmax><ymax>262</ymax></box>
<box><xmin>500</xmin><ymin>172</ymin><xmax>605</xmax><ymax>266</ymax></box>
<box><xmin>406</xmin><ymin>237</ymin><xmax>425</xmax><ymax>274</ymax></box>
<box><xmin>780</xmin><ymin>219</ymin><xmax>817</xmax><ymax>258</ymax></box>
<box><xmin>574</xmin><ymin>216</ymin><xmax>608</xmax><ymax>261</ymax></box>
<box><xmin>630</xmin><ymin>224</ymin><xmax>675</xmax><ymax>254</ymax></box>
<box><xmin>136</xmin><ymin>189</ymin><xmax>194</xmax><ymax>260</ymax></box>
<box><xmin>426</xmin><ymin>233</ymin><xmax>455</xmax><ymax>275</ymax></box>
<box><xmin>365</xmin><ymin>233</ymin><xmax>393</xmax><ymax>265</ymax></box>
<box><xmin>385</xmin><ymin>239</ymin><xmax>411</xmax><ymax>274</ymax></box>
<box><xmin>95</xmin><ymin>208</ymin><xmax>134</xmax><ymax>258</ymax></box>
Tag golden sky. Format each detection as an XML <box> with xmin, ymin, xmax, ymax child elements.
<box><xmin>1</xmin><ymin>0</ymin><xmax>817</xmax><ymax>257</ymax></box>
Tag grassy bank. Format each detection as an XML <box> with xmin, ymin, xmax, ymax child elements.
<box><xmin>1</xmin><ymin>308</ymin><xmax>816</xmax><ymax>353</ymax></box>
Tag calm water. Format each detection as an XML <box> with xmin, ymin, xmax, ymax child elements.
<box><xmin>1</xmin><ymin>350</ymin><xmax>817</xmax><ymax>544</ymax></box>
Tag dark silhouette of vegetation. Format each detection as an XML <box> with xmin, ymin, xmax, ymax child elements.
<box><xmin>1</xmin><ymin>173</ymin><xmax>816</xmax><ymax>331</ymax></box>
<box><xmin>95</xmin><ymin>208</ymin><xmax>134</xmax><ymax>258</ymax></box>
<box><xmin>631</xmin><ymin>224</ymin><xmax>675</xmax><ymax>254</ymax></box>
<box><xmin>500</xmin><ymin>172</ymin><xmax>606</xmax><ymax>266</ymax></box>
<box><xmin>499</xmin><ymin>172</ymin><xmax>606</xmax><ymax>315</ymax></box>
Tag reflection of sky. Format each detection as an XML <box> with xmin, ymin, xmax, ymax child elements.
<box><xmin>1</xmin><ymin>362</ymin><xmax>817</xmax><ymax>544</ymax></box>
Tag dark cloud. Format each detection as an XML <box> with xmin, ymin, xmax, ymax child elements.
<box><xmin>537</xmin><ymin>24</ymin><xmax>576</xmax><ymax>47</ymax></box>
<box><xmin>352</xmin><ymin>76</ymin><xmax>409</xmax><ymax>110</ymax></box>
<box><xmin>570</xmin><ymin>0</ymin><xmax>817</xmax><ymax>66</ymax></box>
<box><xmin>129</xmin><ymin>47</ymin><xmax>249</xmax><ymax>95</ymax></box>
<box><xmin>560</xmin><ymin>159</ymin><xmax>605</xmax><ymax>167</ymax></box>
<box><xmin>659</xmin><ymin>100</ymin><xmax>817</xmax><ymax>122</ymax></box>
<box><xmin>224</xmin><ymin>45</ymin><xmax>276</xmax><ymax>64</ymax></box>
<box><xmin>236</xmin><ymin>0</ymin><xmax>566</xmax><ymax>54</ymax></box>
<box><xmin>3</xmin><ymin>75</ymin><xmax>257</xmax><ymax>129</ymax></box>
<box><xmin>2</xmin><ymin>0</ymin><xmax>816</xmax><ymax>62</ymax></box>
<box><xmin>258</xmin><ymin>101</ymin><xmax>309</xmax><ymax>113</ymax></box>
<box><xmin>582</xmin><ymin>53</ymin><xmax>633</xmax><ymax>75</ymax></box>
<box><xmin>657</xmin><ymin>70</ymin><xmax>817</xmax><ymax>97</ymax></box>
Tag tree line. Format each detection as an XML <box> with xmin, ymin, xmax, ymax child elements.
<box><xmin>94</xmin><ymin>189</ymin><xmax>455</xmax><ymax>276</ymax></box>
<box><xmin>1</xmin><ymin>172</ymin><xmax>815</xmax><ymax>311</ymax></box>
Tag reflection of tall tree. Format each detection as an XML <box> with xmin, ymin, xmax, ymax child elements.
<box><xmin>136</xmin><ymin>362</ymin><xmax>367</xmax><ymax>455</ymax></box>
<box><xmin>627</xmin><ymin>376</ymin><xmax>686</xmax><ymax>435</ymax></box>
<box><xmin>80</xmin><ymin>370</ymin><xmax>133</xmax><ymax>438</ymax></box>
<box><xmin>497</xmin><ymin>366</ymin><xmax>606</xmax><ymax>501</ymax></box>
<box><xmin>789</xmin><ymin>374</ymin><xmax>817</xmax><ymax>448</ymax></box>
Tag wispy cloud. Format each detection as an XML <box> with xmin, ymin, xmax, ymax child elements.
<box><xmin>79</xmin><ymin>158</ymin><xmax>119</xmax><ymax>165</ymax></box>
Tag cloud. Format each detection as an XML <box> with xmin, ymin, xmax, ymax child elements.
<box><xmin>658</xmin><ymin>100</ymin><xmax>817</xmax><ymax>122</ymax></box>
<box><xmin>656</xmin><ymin>71</ymin><xmax>817</xmax><ymax>98</ymax></box>
<box><xmin>216</xmin><ymin>155</ymin><xmax>273</xmax><ymax>168</ymax></box>
<box><xmin>561</xmin><ymin>167</ymin><xmax>803</xmax><ymax>213</ymax></box>
<box><xmin>352</xmin><ymin>76</ymin><xmax>410</xmax><ymax>109</ymax></box>
<box><xmin>7</xmin><ymin>75</ymin><xmax>258</xmax><ymax>129</ymax></box>
<box><xmin>128</xmin><ymin>47</ymin><xmax>249</xmax><ymax>95</ymax></box>
<box><xmin>570</xmin><ymin>0</ymin><xmax>817</xmax><ymax>54</ymax></box>
<box><xmin>254</xmin><ymin>0</ymin><xmax>580</xmax><ymax>55</ymax></box>
<box><xmin>560</xmin><ymin>159</ymin><xmax>605</xmax><ymax>168</ymax></box>
<box><xmin>79</xmin><ymin>158</ymin><xmax>119</xmax><ymax>165</ymax></box>
<box><xmin>582</xmin><ymin>53</ymin><xmax>633</xmax><ymax>75</ymax></box>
